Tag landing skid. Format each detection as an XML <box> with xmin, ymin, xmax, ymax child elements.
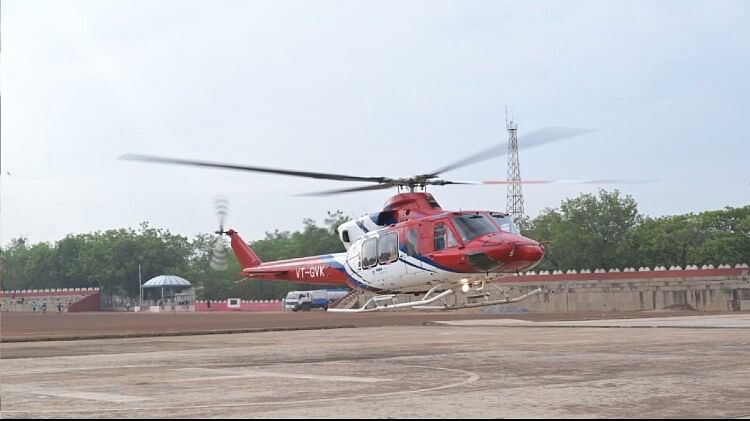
<box><xmin>415</xmin><ymin>287</ymin><xmax>542</xmax><ymax>310</ymax></box>
<box><xmin>328</xmin><ymin>284</ymin><xmax>542</xmax><ymax>313</ymax></box>
<box><xmin>327</xmin><ymin>285</ymin><xmax>453</xmax><ymax>313</ymax></box>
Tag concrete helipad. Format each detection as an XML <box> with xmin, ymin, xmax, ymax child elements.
<box><xmin>433</xmin><ymin>313</ymin><xmax>750</xmax><ymax>329</ymax></box>
<box><xmin>2</xmin><ymin>314</ymin><xmax>750</xmax><ymax>418</ymax></box>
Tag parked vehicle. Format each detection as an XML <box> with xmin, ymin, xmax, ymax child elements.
<box><xmin>284</xmin><ymin>290</ymin><xmax>348</xmax><ymax>312</ymax></box>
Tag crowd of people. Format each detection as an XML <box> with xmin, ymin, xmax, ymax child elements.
<box><xmin>130</xmin><ymin>298</ymin><xmax>192</xmax><ymax>314</ymax></box>
<box><xmin>29</xmin><ymin>301</ymin><xmax>65</xmax><ymax>315</ymax></box>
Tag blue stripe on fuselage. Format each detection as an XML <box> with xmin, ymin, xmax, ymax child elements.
<box><xmin>398</xmin><ymin>257</ymin><xmax>427</xmax><ymax>272</ymax></box>
<box><xmin>355</xmin><ymin>221</ymin><xmax>369</xmax><ymax>233</ymax></box>
<box><xmin>319</xmin><ymin>255</ymin><xmax>383</xmax><ymax>292</ymax></box>
<box><xmin>398</xmin><ymin>246</ymin><xmax>465</xmax><ymax>274</ymax></box>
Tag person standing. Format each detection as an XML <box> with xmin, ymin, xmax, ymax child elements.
<box><xmin>57</xmin><ymin>302</ymin><xmax>64</xmax><ymax>316</ymax></box>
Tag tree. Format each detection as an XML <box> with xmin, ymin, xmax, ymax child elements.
<box><xmin>1</xmin><ymin>237</ymin><xmax>32</xmax><ymax>290</ymax></box>
<box><xmin>1</xmin><ymin>224</ymin><xmax>193</xmax><ymax>296</ymax></box>
<box><xmin>522</xmin><ymin>190</ymin><xmax>641</xmax><ymax>271</ymax></box>
<box><xmin>621</xmin><ymin>206</ymin><xmax>750</xmax><ymax>268</ymax></box>
<box><xmin>4</xmin><ymin>201</ymin><xmax>746</xmax><ymax>299</ymax></box>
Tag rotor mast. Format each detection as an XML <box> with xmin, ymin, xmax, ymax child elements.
<box><xmin>505</xmin><ymin>113</ymin><xmax>524</xmax><ymax>220</ymax></box>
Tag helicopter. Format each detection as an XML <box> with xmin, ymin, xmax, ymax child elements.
<box><xmin>123</xmin><ymin>127</ymin><xmax>616</xmax><ymax>312</ymax></box>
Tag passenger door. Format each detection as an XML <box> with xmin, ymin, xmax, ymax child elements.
<box><xmin>373</xmin><ymin>232</ymin><xmax>407</xmax><ymax>290</ymax></box>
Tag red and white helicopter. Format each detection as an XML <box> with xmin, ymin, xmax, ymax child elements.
<box><xmin>124</xmin><ymin>127</ymin><xmax>614</xmax><ymax>312</ymax></box>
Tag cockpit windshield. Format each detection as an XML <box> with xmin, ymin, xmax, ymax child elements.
<box><xmin>452</xmin><ymin>214</ymin><xmax>499</xmax><ymax>243</ymax></box>
<box><xmin>491</xmin><ymin>214</ymin><xmax>520</xmax><ymax>234</ymax></box>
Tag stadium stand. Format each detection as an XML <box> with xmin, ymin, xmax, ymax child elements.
<box><xmin>0</xmin><ymin>288</ymin><xmax>101</xmax><ymax>312</ymax></box>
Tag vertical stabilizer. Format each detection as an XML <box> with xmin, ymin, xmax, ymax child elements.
<box><xmin>226</xmin><ymin>229</ymin><xmax>262</xmax><ymax>268</ymax></box>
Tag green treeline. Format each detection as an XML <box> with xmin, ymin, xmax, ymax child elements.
<box><xmin>519</xmin><ymin>190</ymin><xmax>749</xmax><ymax>271</ymax></box>
<box><xmin>2</xmin><ymin>192</ymin><xmax>748</xmax><ymax>299</ymax></box>
<box><xmin>1</xmin><ymin>212</ymin><xmax>349</xmax><ymax>300</ymax></box>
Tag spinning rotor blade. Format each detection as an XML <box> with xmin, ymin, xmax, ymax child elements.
<box><xmin>209</xmin><ymin>236</ymin><xmax>229</xmax><ymax>271</ymax></box>
<box><xmin>120</xmin><ymin>154</ymin><xmax>389</xmax><ymax>184</ymax></box>
<box><xmin>122</xmin><ymin>127</ymin><xmax>604</xmax><ymax>196</ymax></box>
<box><xmin>299</xmin><ymin>183</ymin><xmax>396</xmax><ymax>196</ymax></box>
<box><xmin>429</xmin><ymin>127</ymin><xmax>594</xmax><ymax>176</ymax></box>
<box><xmin>424</xmin><ymin>178</ymin><xmax>656</xmax><ymax>187</ymax></box>
<box><xmin>209</xmin><ymin>196</ymin><xmax>230</xmax><ymax>271</ymax></box>
<box><xmin>424</xmin><ymin>180</ymin><xmax>481</xmax><ymax>186</ymax></box>
<box><xmin>214</xmin><ymin>195</ymin><xmax>229</xmax><ymax>231</ymax></box>
<box><xmin>481</xmin><ymin>179</ymin><xmax>655</xmax><ymax>185</ymax></box>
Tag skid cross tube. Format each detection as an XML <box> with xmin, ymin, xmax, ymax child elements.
<box><xmin>415</xmin><ymin>287</ymin><xmax>542</xmax><ymax>310</ymax></box>
<box><xmin>328</xmin><ymin>285</ymin><xmax>542</xmax><ymax>313</ymax></box>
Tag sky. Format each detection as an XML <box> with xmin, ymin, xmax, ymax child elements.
<box><xmin>1</xmin><ymin>0</ymin><xmax>748</xmax><ymax>245</ymax></box>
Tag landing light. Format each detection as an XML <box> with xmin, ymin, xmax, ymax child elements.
<box><xmin>460</xmin><ymin>278</ymin><xmax>470</xmax><ymax>293</ymax></box>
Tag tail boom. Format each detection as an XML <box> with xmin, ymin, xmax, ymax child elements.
<box><xmin>226</xmin><ymin>229</ymin><xmax>350</xmax><ymax>287</ymax></box>
<box><xmin>242</xmin><ymin>254</ymin><xmax>351</xmax><ymax>287</ymax></box>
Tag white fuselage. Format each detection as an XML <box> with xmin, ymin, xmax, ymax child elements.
<box><xmin>327</xmin><ymin>228</ymin><xmax>504</xmax><ymax>294</ymax></box>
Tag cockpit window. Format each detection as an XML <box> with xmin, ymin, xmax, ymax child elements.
<box><xmin>452</xmin><ymin>214</ymin><xmax>499</xmax><ymax>242</ymax></box>
<box><xmin>434</xmin><ymin>223</ymin><xmax>458</xmax><ymax>251</ymax></box>
<box><xmin>491</xmin><ymin>214</ymin><xmax>520</xmax><ymax>234</ymax></box>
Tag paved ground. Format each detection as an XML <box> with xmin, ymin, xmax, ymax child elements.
<box><xmin>2</xmin><ymin>314</ymin><xmax>749</xmax><ymax>418</ymax></box>
<box><xmin>0</xmin><ymin>310</ymin><xmax>723</xmax><ymax>341</ymax></box>
<box><xmin>435</xmin><ymin>313</ymin><xmax>750</xmax><ymax>329</ymax></box>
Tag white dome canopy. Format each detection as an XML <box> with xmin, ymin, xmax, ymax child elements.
<box><xmin>142</xmin><ymin>275</ymin><xmax>192</xmax><ymax>289</ymax></box>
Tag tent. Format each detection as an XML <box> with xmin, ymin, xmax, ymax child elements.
<box><xmin>141</xmin><ymin>275</ymin><xmax>193</xmax><ymax>303</ymax></box>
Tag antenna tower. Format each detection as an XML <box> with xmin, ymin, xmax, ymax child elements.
<box><xmin>505</xmin><ymin>112</ymin><xmax>524</xmax><ymax>220</ymax></box>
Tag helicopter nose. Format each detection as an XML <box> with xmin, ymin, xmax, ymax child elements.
<box><xmin>514</xmin><ymin>243</ymin><xmax>544</xmax><ymax>262</ymax></box>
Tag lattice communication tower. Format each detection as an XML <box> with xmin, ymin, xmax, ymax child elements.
<box><xmin>505</xmin><ymin>117</ymin><xmax>524</xmax><ymax>220</ymax></box>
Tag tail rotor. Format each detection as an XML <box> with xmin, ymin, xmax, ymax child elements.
<box><xmin>209</xmin><ymin>196</ymin><xmax>230</xmax><ymax>271</ymax></box>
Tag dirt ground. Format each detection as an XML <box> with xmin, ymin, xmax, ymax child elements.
<box><xmin>0</xmin><ymin>309</ymin><xmax>724</xmax><ymax>341</ymax></box>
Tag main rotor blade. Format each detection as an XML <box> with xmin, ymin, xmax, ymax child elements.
<box><xmin>425</xmin><ymin>179</ymin><xmax>482</xmax><ymax>186</ymax></box>
<box><xmin>120</xmin><ymin>154</ymin><xmax>389</xmax><ymax>184</ymax></box>
<box><xmin>482</xmin><ymin>179</ymin><xmax>656</xmax><ymax>185</ymax></box>
<box><xmin>429</xmin><ymin>127</ymin><xmax>594</xmax><ymax>176</ymax></box>
<box><xmin>428</xmin><ymin>178</ymin><xmax>656</xmax><ymax>186</ymax></box>
<box><xmin>299</xmin><ymin>183</ymin><xmax>396</xmax><ymax>196</ymax></box>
